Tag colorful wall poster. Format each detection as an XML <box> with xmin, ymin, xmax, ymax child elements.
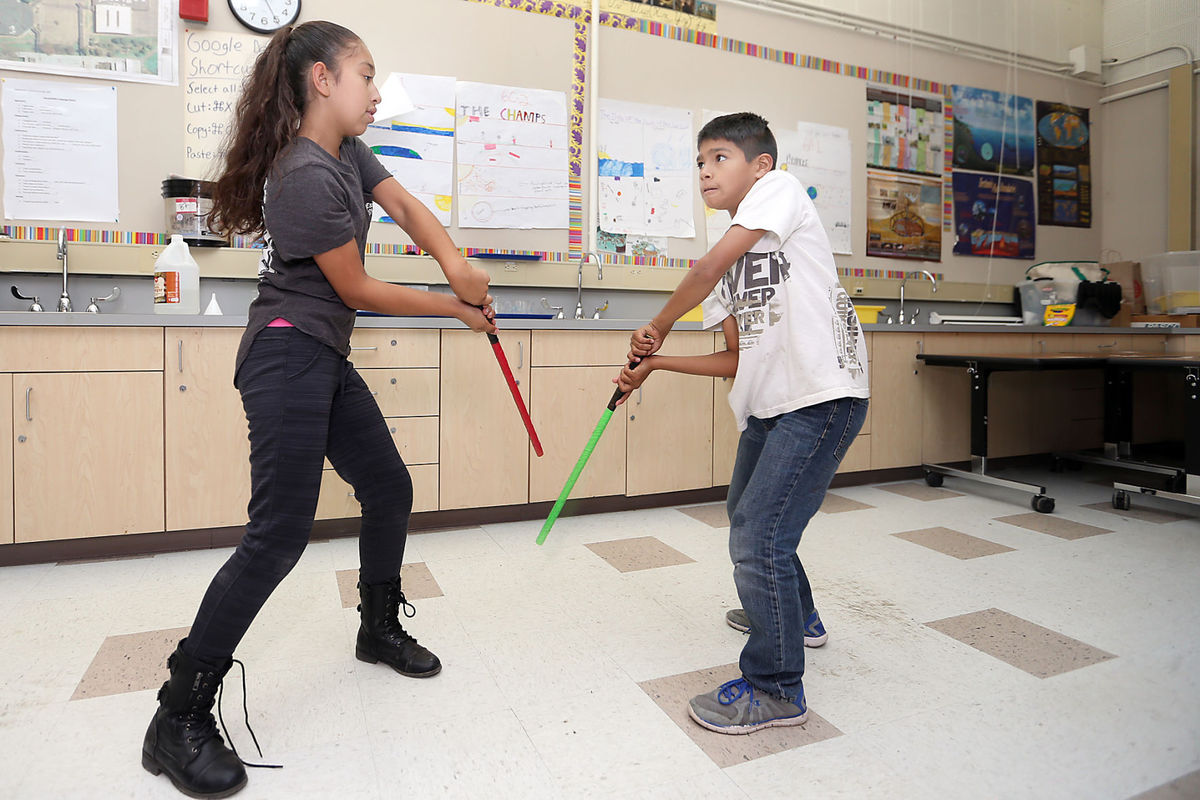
<box><xmin>950</xmin><ymin>86</ymin><xmax>1035</xmax><ymax>176</ymax></box>
<box><xmin>597</xmin><ymin>98</ymin><xmax>695</xmax><ymax>238</ymax></box>
<box><xmin>602</xmin><ymin>0</ymin><xmax>717</xmax><ymax>32</ymax></box>
<box><xmin>778</xmin><ymin>123</ymin><xmax>852</xmax><ymax>254</ymax></box>
<box><xmin>596</xmin><ymin>226</ymin><xmax>667</xmax><ymax>257</ymax></box>
<box><xmin>362</xmin><ymin>74</ymin><xmax>456</xmax><ymax>226</ymax></box>
<box><xmin>865</xmin><ymin>87</ymin><xmax>943</xmax><ymax>176</ymax></box>
<box><xmin>0</xmin><ymin>0</ymin><xmax>175</xmax><ymax>84</ymax></box>
<box><xmin>1035</xmin><ymin>101</ymin><xmax>1091</xmax><ymax>228</ymax></box>
<box><xmin>951</xmin><ymin>172</ymin><xmax>1036</xmax><ymax>258</ymax></box>
<box><xmin>865</xmin><ymin>170</ymin><xmax>942</xmax><ymax>261</ymax></box>
<box><xmin>455</xmin><ymin>81</ymin><xmax>569</xmax><ymax>229</ymax></box>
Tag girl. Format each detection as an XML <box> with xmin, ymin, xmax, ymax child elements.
<box><xmin>141</xmin><ymin>21</ymin><xmax>495</xmax><ymax>798</ymax></box>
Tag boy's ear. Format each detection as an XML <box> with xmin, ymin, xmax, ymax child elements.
<box><xmin>754</xmin><ymin>152</ymin><xmax>774</xmax><ymax>176</ymax></box>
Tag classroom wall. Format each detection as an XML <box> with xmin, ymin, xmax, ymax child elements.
<box><xmin>0</xmin><ymin>0</ymin><xmax>1117</xmax><ymax>291</ymax></box>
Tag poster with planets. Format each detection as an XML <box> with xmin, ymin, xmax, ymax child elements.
<box><xmin>951</xmin><ymin>172</ymin><xmax>1035</xmax><ymax>258</ymax></box>
<box><xmin>951</xmin><ymin>86</ymin><xmax>1035</xmax><ymax>177</ymax></box>
<box><xmin>1035</xmin><ymin>101</ymin><xmax>1091</xmax><ymax>227</ymax></box>
<box><xmin>777</xmin><ymin>124</ymin><xmax>853</xmax><ymax>254</ymax></box>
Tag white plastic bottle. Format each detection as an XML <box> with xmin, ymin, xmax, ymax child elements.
<box><xmin>153</xmin><ymin>234</ymin><xmax>200</xmax><ymax>315</ymax></box>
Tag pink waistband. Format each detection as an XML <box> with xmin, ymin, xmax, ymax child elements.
<box><xmin>266</xmin><ymin>317</ymin><xmax>294</xmax><ymax>328</ymax></box>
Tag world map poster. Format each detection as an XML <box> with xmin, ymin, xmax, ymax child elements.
<box><xmin>1035</xmin><ymin>101</ymin><xmax>1091</xmax><ymax>228</ymax></box>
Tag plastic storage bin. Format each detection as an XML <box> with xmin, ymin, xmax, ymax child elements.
<box><xmin>1141</xmin><ymin>251</ymin><xmax>1200</xmax><ymax>314</ymax></box>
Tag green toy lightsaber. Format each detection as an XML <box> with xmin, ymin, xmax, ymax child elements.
<box><xmin>536</xmin><ymin>367</ymin><xmax>634</xmax><ymax>545</ymax></box>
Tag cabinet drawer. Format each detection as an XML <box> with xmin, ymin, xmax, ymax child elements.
<box><xmin>390</xmin><ymin>416</ymin><xmax>438</xmax><ymax>465</ymax></box>
<box><xmin>837</xmin><ymin>434</ymin><xmax>871</xmax><ymax>473</ymax></box>
<box><xmin>532</xmin><ymin>331</ymin><xmax>632</xmax><ymax>367</ymax></box>
<box><xmin>360</xmin><ymin>368</ymin><xmax>438</xmax><ymax>417</ymax></box>
<box><xmin>316</xmin><ymin>462</ymin><xmax>438</xmax><ymax>518</ymax></box>
<box><xmin>0</xmin><ymin>327</ymin><xmax>163</xmax><ymax>371</ymax></box>
<box><xmin>348</xmin><ymin>329</ymin><xmax>439</xmax><ymax>368</ymax></box>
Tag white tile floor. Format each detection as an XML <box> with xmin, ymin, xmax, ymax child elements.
<box><xmin>1</xmin><ymin>466</ymin><xmax>1198</xmax><ymax>799</ymax></box>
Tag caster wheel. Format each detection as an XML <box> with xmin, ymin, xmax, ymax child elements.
<box><xmin>1032</xmin><ymin>495</ymin><xmax>1055</xmax><ymax>514</ymax></box>
<box><xmin>924</xmin><ymin>471</ymin><xmax>944</xmax><ymax>487</ymax></box>
<box><xmin>1112</xmin><ymin>490</ymin><xmax>1131</xmax><ymax>510</ymax></box>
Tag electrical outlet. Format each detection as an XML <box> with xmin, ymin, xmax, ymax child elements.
<box><xmin>504</xmin><ymin>262</ymin><xmax>518</xmax><ymax>272</ymax></box>
<box><xmin>853</xmin><ymin>285</ymin><xmax>864</xmax><ymax>295</ymax></box>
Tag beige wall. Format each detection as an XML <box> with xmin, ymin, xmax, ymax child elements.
<box><xmin>1097</xmin><ymin>67</ymin><xmax>1198</xmax><ymax>262</ymax></box>
<box><xmin>0</xmin><ymin>0</ymin><xmax>1117</xmax><ymax>289</ymax></box>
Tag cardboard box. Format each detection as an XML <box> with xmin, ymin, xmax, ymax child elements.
<box><xmin>1103</xmin><ymin>261</ymin><xmax>1145</xmax><ymax>314</ymax></box>
<box><xmin>1131</xmin><ymin>314</ymin><xmax>1199</xmax><ymax>328</ymax></box>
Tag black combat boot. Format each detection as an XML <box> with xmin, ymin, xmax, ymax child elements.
<box><xmin>142</xmin><ymin>640</ymin><xmax>248</xmax><ymax>798</ymax></box>
<box><xmin>356</xmin><ymin>576</ymin><xmax>442</xmax><ymax>677</ymax></box>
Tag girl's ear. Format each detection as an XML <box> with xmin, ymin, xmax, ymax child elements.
<box><xmin>311</xmin><ymin>60</ymin><xmax>333</xmax><ymax>98</ymax></box>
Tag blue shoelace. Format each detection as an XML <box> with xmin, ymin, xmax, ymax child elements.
<box><xmin>717</xmin><ymin>678</ymin><xmax>756</xmax><ymax>706</ymax></box>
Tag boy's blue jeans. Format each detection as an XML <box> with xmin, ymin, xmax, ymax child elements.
<box><xmin>726</xmin><ymin>396</ymin><xmax>868</xmax><ymax>702</ymax></box>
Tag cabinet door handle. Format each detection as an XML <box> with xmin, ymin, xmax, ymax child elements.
<box><xmin>351</xmin><ymin>346</ymin><xmax>378</xmax><ymax>351</ymax></box>
<box><xmin>1098</xmin><ymin>341</ymin><xmax>1117</xmax><ymax>349</ymax></box>
<box><xmin>370</xmin><ymin>391</ymin><xmax>379</xmax><ymax>397</ymax></box>
<box><xmin>178</xmin><ymin>340</ymin><xmax>184</xmax><ymax>373</ymax></box>
<box><xmin>516</xmin><ymin>340</ymin><xmax>524</xmax><ymax>369</ymax></box>
<box><xmin>25</xmin><ymin>386</ymin><xmax>32</xmax><ymax>421</ymax></box>
<box><xmin>636</xmin><ymin>387</ymin><xmax>643</xmax><ymax>405</ymax></box>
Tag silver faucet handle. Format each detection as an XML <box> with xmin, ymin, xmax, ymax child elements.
<box><xmin>57</xmin><ymin>294</ymin><xmax>72</xmax><ymax>313</ymax></box>
<box><xmin>541</xmin><ymin>297</ymin><xmax>565</xmax><ymax>320</ymax></box>
<box><xmin>85</xmin><ymin>286</ymin><xmax>121</xmax><ymax>314</ymax></box>
<box><xmin>908</xmin><ymin>307</ymin><xmax>920</xmax><ymax>324</ymax></box>
<box><xmin>12</xmin><ymin>285</ymin><xmax>42</xmax><ymax>312</ymax></box>
<box><xmin>592</xmin><ymin>300</ymin><xmax>609</xmax><ymax>319</ymax></box>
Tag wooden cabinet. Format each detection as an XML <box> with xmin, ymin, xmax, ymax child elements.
<box><xmin>626</xmin><ymin>332</ymin><xmax>714</xmax><ymax>496</ymax></box>
<box><xmin>14</xmin><ymin>371</ymin><xmax>164</xmax><ymax>542</ymax></box>
<box><xmin>319</xmin><ymin>328</ymin><xmax>442</xmax><ymax>519</ymax></box>
<box><xmin>439</xmin><ymin>329</ymin><xmax>530</xmax><ymax>510</ymax></box>
<box><xmin>4</xmin><ymin>327</ymin><xmax>164</xmax><ymax>544</ymax></box>
<box><xmin>838</xmin><ymin>332</ymin><xmax>872</xmax><ymax>473</ymax></box>
<box><xmin>529</xmin><ymin>367</ymin><xmax>628</xmax><ymax>502</ymax></box>
<box><xmin>165</xmin><ymin>328</ymin><xmax>250</xmax><ymax>531</ymax></box>
<box><xmin>871</xmin><ymin>333</ymin><xmax>924</xmax><ymax>469</ymax></box>
<box><xmin>713</xmin><ymin>375</ymin><xmax>739</xmax><ymax>486</ymax></box>
<box><xmin>0</xmin><ymin>374</ymin><xmax>10</xmax><ymax>544</ymax></box>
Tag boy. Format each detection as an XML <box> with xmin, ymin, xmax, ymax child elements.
<box><xmin>616</xmin><ymin>112</ymin><xmax>869</xmax><ymax>734</ymax></box>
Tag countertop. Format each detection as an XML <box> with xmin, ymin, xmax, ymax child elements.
<box><xmin>0</xmin><ymin>313</ymin><xmax>1196</xmax><ymax>335</ymax></box>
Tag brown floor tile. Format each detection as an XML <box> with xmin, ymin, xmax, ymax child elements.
<box><xmin>638</xmin><ymin>663</ymin><xmax>841</xmax><ymax>768</ymax></box>
<box><xmin>1082</xmin><ymin>502</ymin><xmax>1195</xmax><ymax>525</ymax></box>
<box><xmin>71</xmin><ymin>626</ymin><xmax>191</xmax><ymax>701</ymax></box>
<box><xmin>679</xmin><ymin>503</ymin><xmax>729</xmax><ymax>528</ymax></box>
<box><xmin>1130</xmin><ymin>770</ymin><xmax>1200</xmax><ymax>800</ymax></box>
<box><xmin>819</xmin><ymin>492</ymin><xmax>875</xmax><ymax>514</ymax></box>
<box><xmin>893</xmin><ymin>527</ymin><xmax>1015</xmax><ymax>559</ymax></box>
<box><xmin>925</xmin><ymin>608</ymin><xmax>1115</xmax><ymax>678</ymax></box>
<box><xmin>879</xmin><ymin>482</ymin><xmax>963</xmax><ymax>501</ymax></box>
<box><xmin>585</xmin><ymin>536</ymin><xmax>695</xmax><ymax>573</ymax></box>
<box><xmin>336</xmin><ymin>562</ymin><xmax>443</xmax><ymax>609</ymax></box>
<box><xmin>996</xmin><ymin>512</ymin><xmax>1112</xmax><ymax>540</ymax></box>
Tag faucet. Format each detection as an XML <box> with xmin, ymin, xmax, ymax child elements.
<box><xmin>575</xmin><ymin>251</ymin><xmax>601</xmax><ymax>320</ymax></box>
<box><xmin>897</xmin><ymin>269</ymin><xmax>937</xmax><ymax>324</ymax></box>
<box><xmin>56</xmin><ymin>229</ymin><xmax>72</xmax><ymax>312</ymax></box>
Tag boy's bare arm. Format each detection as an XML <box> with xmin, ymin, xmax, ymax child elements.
<box><xmin>630</xmin><ymin>225</ymin><xmax>762</xmax><ymax>358</ymax></box>
<box><xmin>615</xmin><ymin>317</ymin><xmax>739</xmax><ymax>403</ymax></box>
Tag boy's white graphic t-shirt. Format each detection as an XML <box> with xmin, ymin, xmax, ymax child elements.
<box><xmin>702</xmin><ymin>169</ymin><xmax>869</xmax><ymax>431</ymax></box>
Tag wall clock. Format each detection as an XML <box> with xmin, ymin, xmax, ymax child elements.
<box><xmin>228</xmin><ymin>0</ymin><xmax>300</xmax><ymax>35</ymax></box>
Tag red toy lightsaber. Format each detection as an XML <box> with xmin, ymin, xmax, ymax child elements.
<box><xmin>485</xmin><ymin>331</ymin><xmax>543</xmax><ymax>457</ymax></box>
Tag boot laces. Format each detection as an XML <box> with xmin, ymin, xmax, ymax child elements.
<box><xmin>214</xmin><ymin>659</ymin><xmax>282</xmax><ymax>771</ymax></box>
<box><xmin>379</xmin><ymin>582</ymin><xmax>418</xmax><ymax>643</ymax></box>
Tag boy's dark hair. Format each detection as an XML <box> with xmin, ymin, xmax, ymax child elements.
<box><xmin>697</xmin><ymin>112</ymin><xmax>777</xmax><ymax>169</ymax></box>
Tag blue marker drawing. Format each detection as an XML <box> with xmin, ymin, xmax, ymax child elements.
<box><xmin>371</xmin><ymin>145</ymin><xmax>422</xmax><ymax>160</ymax></box>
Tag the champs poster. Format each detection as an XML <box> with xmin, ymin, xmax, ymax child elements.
<box><xmin>1035</xmin><ymin>101</ymin><xmax>1091</xmax><ymax>227</ymax></box>
<box><xmin>865</xmin><ymin>169</ymin><xmax>942</xmax><ymax>261</ymax></box>
<box><xmin>951</xmin><ymin>86</ymin><xmax>1035</xmax><ymax>176</ymax></box>
<box><xmin>951</xmin><ymin>172</ymin><xmax>1036</xmax><ymax>258</ymax></box>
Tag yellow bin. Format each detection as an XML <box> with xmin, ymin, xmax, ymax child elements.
<box><xmin>854</xmin><ymin>304</ymin><xmax>886</xmax><ymax>323</ymax></box>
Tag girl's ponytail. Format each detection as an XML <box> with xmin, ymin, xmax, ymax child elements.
<box><xmin>209</xmin><ymin>21</ymin><xmax>360</xmax><ymax>238</ymax></box>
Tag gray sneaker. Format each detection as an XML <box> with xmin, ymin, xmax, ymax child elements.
<box><xmin>688</xmin><ymin>677</ymin><xmax>808</xmax><ymax>734</ymax></box>
<box><xmin>724</xmin><ymin>608</ymin><xmax>829</xmax><ymax>647</ymax></box>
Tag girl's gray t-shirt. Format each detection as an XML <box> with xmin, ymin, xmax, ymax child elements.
<box><xmin>235</xmin><ymin>135</ymin><xmax>391</xmax><ymax>380</ymax></box>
